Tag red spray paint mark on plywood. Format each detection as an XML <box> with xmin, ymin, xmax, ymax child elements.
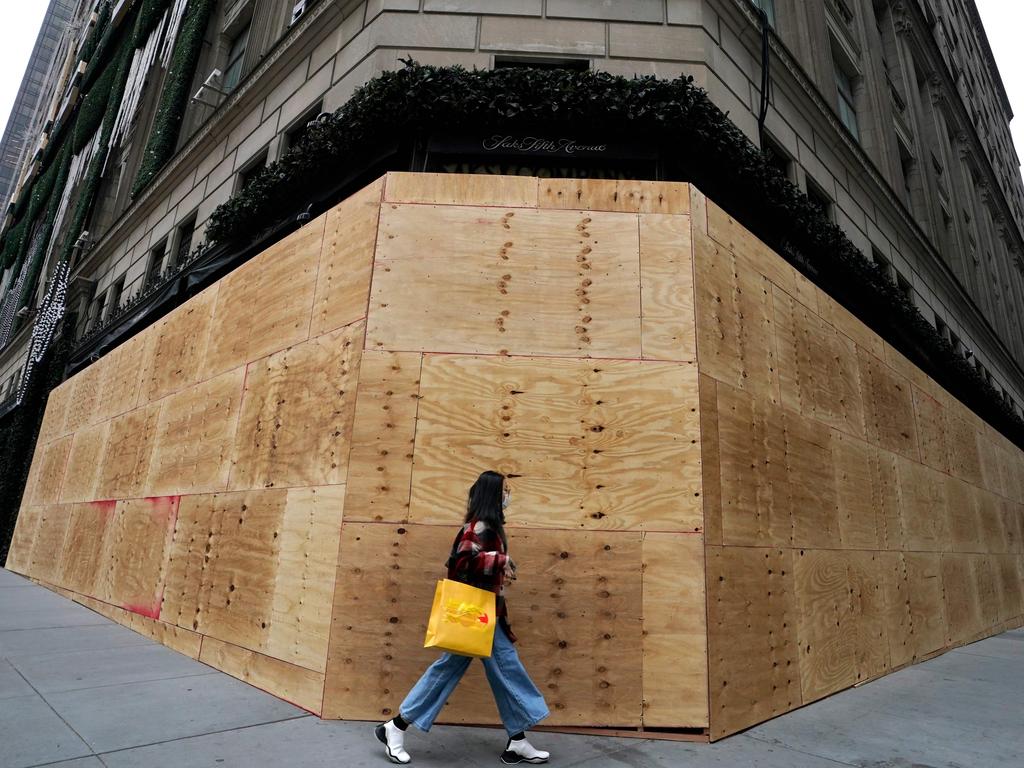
<box><xmin>91</xmin><ymin>499</ymin><xmax>117</xmax><ymax>519</ymax></box>
<box><xmin>145</xmin><ymin>495</ymin><xmax>181</xmax><ymax>528</ymax></box>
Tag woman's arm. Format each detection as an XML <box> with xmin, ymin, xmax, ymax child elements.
<box><xmin>450</xmin><ymin>525</ymin><xmax>508</xmax><ymax>578</ymax></box>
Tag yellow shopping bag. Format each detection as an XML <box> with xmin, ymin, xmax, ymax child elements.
<box><xmin>423</xmin><ymin>579</ymin><xmax>496</xmax><ymax>658</ymax></box>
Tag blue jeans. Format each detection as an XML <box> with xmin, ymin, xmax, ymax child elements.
<box><xmin>399</xmin><ymin>625</ymin><xmax>549</xmax><ymax>736</ymax></box>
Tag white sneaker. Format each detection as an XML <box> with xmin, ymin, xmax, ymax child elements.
<box><xmin>501</xmin><ymin>736</ymin><xmax>550</xmax><ymax>764</ymax></box>
<box><xmin>375</xmin><ymin>720</ymin><xmax>411</xmax><ymax>764</ymax></box>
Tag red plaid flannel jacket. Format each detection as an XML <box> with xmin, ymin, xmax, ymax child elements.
<box><xmin>447</xmin><ymin>519</ymin><xmax>517</xmax><ymax>643</ymax></box>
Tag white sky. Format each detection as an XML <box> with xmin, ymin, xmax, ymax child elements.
<box><xmin>974</xmin><ymin>0</ymin><xmax>1024</xmax><ymax>174</ymax></box>
<box><xmin>0</xmin><ymin>1</ymin><xmax>1021</xmax><ymax>173</ymax></box>
<box><xmin>0</xmin><ymin>2</ymin><xmax>49</xmax><ymax>144</ymax></box>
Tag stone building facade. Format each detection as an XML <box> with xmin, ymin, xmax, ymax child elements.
<box><xmin>1</xmin><ymin>0</ymin><xmax>1023</xmax><ymax>416</ymax></box>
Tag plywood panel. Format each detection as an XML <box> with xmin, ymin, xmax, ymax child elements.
<box><xmin>698</xmin><ymin>374</ymin><xmax>723</xmax><ymax>547</ymax></box>
<box><xmin>98</xmin><ymin>497</ymin><xmax>179</xmax><ymax>617</ymax></box>
<box><xmin>874</xmin><ymin>448</ymin><xmax>905</xmax><ymax>550</ymax></box>
<box><xmin>694</xmin><ymin>230</ymin><xmax>779</xmax><ymax>404</ymax></box>
<box><xmin>97</xmin><ymin>330</ymin><xmax>150</xmax><ymax>421</ymax></box>
<box><xmin>389</xmin><ymin>172</ymin><xmax>538</xmax><ymax>208</ymax></box>
<box><xmin>975</xmin><ymin>487</ymin><xmax>1006</xmax><ymax>554</ymax></box>
<box><xmin>905</xmin><ymin>552</ymin><xmax>947</xmax><ymax>657</ymax></box>
<box><xmin>913</xmin><ymin>385</ymin><xmax>949</xmax><ymax>473</ymax></box>
<box><xmin>716</xmin><ymin>382</ymin><xmax>791</xmax><ymax>546</ymax></box>
<box><xmin>200</xmin><ymin>637</ymin><xmax>325</xmax><ymax>714</ymax></box>
<box><xmin>323</xmin><ymin>523</ymin><xmax>443</xmax><ymax>722</ymax></box>
<box><xmin>58</xmin><ymin>500</ymin><xmax>116</xmax><ymax>596</ymax></box>
<box><xmin>946</xmin><ymin>475</ymin><xmax>981</xmax><ymax>553</ymax></box>
<box><xmin>146</xmin><ymin>367</ymin><xmax>245</xmax><ymax>496</ymax></box>
<box><xmin>230</xmin><ymin>322</ymin><xmax>363</xmax><ymax>491</ymax></box>
<box><xmin>858</xmin><ymin>348</ymin><xmax>919</xmax><ymax>462</ymax></box>
<box><xmin>59</xmin><ymin>420</ymin><xmax>111</xmax><ymax>503</ymax></box>
<box><xmin>832</xmin><ymin>431</ymin><xmax>882</xmax><ymax>550</ymax></box>
<box><xmin>5</xmin><ymin>504</ymin><xmax>43</xmax><ymax>573</ymax></box>
<box><xmin>203</xmin><ymin>216</ymin><xmax>323</xmax><ymax>378</ymax></box>
<box><xmin>344</xmin><ymin>351</ymin><xmax>421</xmax><ymax>522</ymax></box>
<box><xmin>310</xmin><ymin>179</ymin><xmax>382</xmax><ymax>337</ymax></box>
<box><xmin>163</xmin><ymin>487</ymin><xmax>344</xmax><ymax>672</ymax></box>
<box><xmin>540</xmin><ymin>178</ymin><xmax>690</xmax><ymax>214</ymax></box>
<box><xmin>773</xmin><ymin>288</ymin><xmax>864</xmax><ymax>438</ymax></box>
<box><xmin>995</xmin><ymin>554</ymin><xmax>1024</xmax><ymax>621</ymax></box>
<box><xmin>977</xmin><ymin>436</ymin><xmax>1005</xmax><ymax>497</ymax></box>
<box><xmin>945</xmin><ymin>409</ymin><xmax>983</xmax><ymax>486</ymax></box>
<box><xmin>29</xmin><ymin>434</ymin><xmax>72</xmax><ymax>505</ymax></box>
<box><xmin>139</xmin><ymin>284</ymin><xmax>218</xmax><ymax>404</ymax></box>
<box><xmin>814</xmin><ymin>287</ymin><xmax>885</xmax><ymax>359</ymax></box>
<box><xmin>707</xmin><ymin>203</ymin><xmax>800</xmax><ymax>301</ymax></box>
<box><xmin>324</xmin><ymin>523</ymin><xmax>644</xmax><ymax>727</ymax></box>
<box><xmin>1000</xmin><ymin>498</ymin><xmax>1023</xmax><ymax>555</ymax></box>
<box><xmin>641</xmin><ymin>533</ymin><xmax>708</xmax><ymax>727</ymax></box>
<box><xmin>410</xmin><ymin>354</ymin><xmax>702</xmax><ymax>532</ymax></box>
<box><xmin>939</xmin><ymin>553</ymin><xmax>979</xmax><ymax>646</ymax></box>
<box><xmin>846</xmin><ymin>550</ymin><xmax>890</xmax><ymax>682</ymax></box>
<box><xmin>368</xmin><ymin>204</ymin><xmax>642</xmax><ymax>358</ymax></box>
<box><xmin>878</xmin><ymin>551</ymin><xmax>913</xmax><ymax>669</ymax></box>
<box><xmin>97</xmin><ymin>400</ymin><xmax>161</xmax><ymax>499</ymax></box>
<box><xmin>706</xmin><ymin>546</ymin><xmax>800</xmax><ymax>740</ymax></box>
<box><xmin>896</xmin><ymin>457</ymin><xmax>949</xmax><ymax>552</ymax></box>
<box><xmin>785</xmin><ymin>410</ymin><xmax>840</xmax><ymax>549</ymax></box>
<box><xmin>639</xmin><ymin>213</ymin><xmax>696</xmax><ymax>361</ymax></box>
<box><xmin>971</xmin><ymin>554</ymin><xmax>1001</xmax><ymax>633</ymax></box>
<box><xmin>37</xmin><ymin>382</ymin><xmax>72</xmax><ymax>444</ymax></box>
<box><xmin>794</xmin><ymin>549</ymin><xmax>856</xmax><ymax>703</ymax></box>
<box><xmin>28</xmin><ymin>504</ymin><xmax>72</xmax><ymax>587</ymax></box>
<box><xmin>63</xmin><ymin>361</ymin><xmax>103</xmax><ymax>433</ymax></box>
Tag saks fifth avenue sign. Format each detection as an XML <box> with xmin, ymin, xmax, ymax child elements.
<box><xmin>481</xmin><ymin>135</ymin><xmax>609</xmax><ymax>155</ymax></box>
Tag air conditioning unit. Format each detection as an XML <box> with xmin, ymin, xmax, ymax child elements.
<box><xmin>290</xmin><ymin>0</ymin><xmax>306</xmax><ymax>26</ymax></box>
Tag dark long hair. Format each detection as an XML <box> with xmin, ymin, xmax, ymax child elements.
<box><xmin>464</xmin><ymin>470</ymin><xmax>507</xmax><ymax>547</ymax></box>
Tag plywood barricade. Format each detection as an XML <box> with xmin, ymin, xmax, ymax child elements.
<box><xmin>699</xmin><ymin>201</ymin><xmax>1024</xmax><ymax>739</ymax></box>
<box><xmin>6</xmin><ymin>173</ymin><xmax>1023</xmax><ymax>740</ymax></box>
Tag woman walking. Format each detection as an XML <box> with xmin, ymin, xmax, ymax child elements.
<box><xmin>375</xmin><ymin>470</ymin><xmax>551</xmax><ymax>764</ymax></box>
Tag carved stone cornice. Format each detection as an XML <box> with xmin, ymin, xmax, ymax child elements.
<box><xmin>892</xmin><ymin>2</ymin><xmax>913</xmax><ymax>36</ymax></box>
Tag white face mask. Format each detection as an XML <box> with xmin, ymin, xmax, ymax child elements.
<box><xmin>502</xmin><ymin>491</ymin><xmax>510</xmax><ymax>510</ymax></box>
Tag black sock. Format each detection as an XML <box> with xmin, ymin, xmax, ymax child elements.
<box><xmin>392</xmin><ymin>714</ymin><xmax>409</xmax><ymax>731</ymax></box>
<box><xmin>509</xmin><ymin>731</ymin><xmax>525</xmax><ymax>741</ymax></box>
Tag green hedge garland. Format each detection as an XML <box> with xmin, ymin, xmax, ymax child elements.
<box><xmin>204</xmin><ymin>62</ymin><xmax>1024</xmax><ymax>448</ymax></box>
<box><xmin>131</xmin><ymin>0</ymin><xmax>214</xmax><ymax>197</ymax></box>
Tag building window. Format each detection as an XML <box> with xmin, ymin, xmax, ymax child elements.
<box><xmin>103</xmin><ymin>276</ymin><xmax>125</xmax><ymax>321</ymax></box>
<box><xmin>834</xmin><ymin>61</ymin><xmax>860</xmax><ymax>140</ymax></box>
<box><xmin>493</xmin><ymin>55</ymin><xmax>590</xmax><ymax>72</ymax></box>
<box><xmin>237</xmin><ymin>149</ymin><xmax>268</xmax><ymax>192</ymax></box>
<box><xmin>806</xmin><ymin>178</ymin><xmax>833</xmax><ymax>220</ymax></box>
<box><xmin>282</xmin><ymin>101</ymin><xmax>324</xmax><ymax>154</ymax></box>
<box><xmin>85</xmin><ymin>293</ymin><xmax>103</xmax><ymax>332</ymax></box>
<box><xmin>895</xmin><ymin>270</ymin><xmax>915</xmax><ymax>305</ymax></box>
<box><xmin>898</xmin><ymin>140</ymin><xmax>916</xmax><ymax>209</ymax></box>
<box><xmin>222</xmin><ymin>23</ymin><xmax>250</xmax><ymax>92</ymax></box>
<box><xmin>872</xmin><ymin>247</ymin><xmax>894</xmax><ymax>283</ymax></box>
<box><xmin>762</xmin><ymin>134</ymin><xmax>793</xmax><ymax>181</ymax></box>
<box><xmin>949</xmin><ymin>330</ymin><xmax>964</xmax><ymax>357</ymax></box>
<box><xmin>145</xmin><ymin>238</ymin><xmax>167</xmax><ymax>287</ymax></box>
<box><xmin>170</xmin><ymin>214</ymin><xmax>197</xmax><ymax>271</ymax></box>
<box><xmin>750</xmin><ymin>0</ymin><xmax>776</xmax><ymax>27</ymax></box>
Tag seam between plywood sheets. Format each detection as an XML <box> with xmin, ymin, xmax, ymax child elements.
<box><xmin>371</xmin><ymin>348</ymin><xmax>697</xmax><ymax>365</ymax></box>
<box><xmin>319</xmin><ymin>321</ymin><xmax>373</xmax><ymax>717</ymax></box>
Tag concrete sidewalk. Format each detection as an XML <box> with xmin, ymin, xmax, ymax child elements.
<box><xmin>1</xmin><ymin>566</ymin><xmax>1021</xmax><ymax>768</ymax></box>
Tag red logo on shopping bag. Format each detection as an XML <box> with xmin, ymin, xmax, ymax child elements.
<box><xmin>478</xmin><ymin>614</ymin><xmax>489</xmax><ymax>625</ymax></box>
